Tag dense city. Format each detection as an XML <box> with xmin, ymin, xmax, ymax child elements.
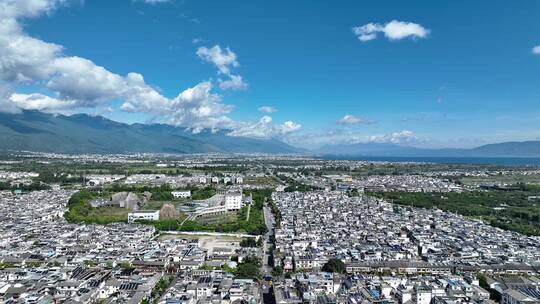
<box><xmin>0</xmin><ymin>153</ymin><xmax>539</xmax><ymax>304</ymax></box>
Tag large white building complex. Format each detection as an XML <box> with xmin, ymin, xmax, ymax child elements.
<box><xmin>225</xmin><ymin>190</ymin><xmax>243</xmax><ymax>211</ymax></box>
<box><xmin>127</xmin><ymin>210</ymin><xmax>160</xmax><ymax>223</ymax></box>
<box><xmin>171</xmin><ymin>190</ymin><xmax>191</xmax><ymax>198</ymax></box>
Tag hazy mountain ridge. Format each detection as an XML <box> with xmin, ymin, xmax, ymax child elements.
<box><xmin>0</xmin><ymin>111</ymin><xmax>300</xmax><ymax>154</ymax></box>
<box><xmin>1</xmin><ymin>111</ymin><xmax>539</xmax><ymax>156</ymax></box>
<box><xmin>316</xmin><ymin>141</ymin><xmax>540</xmax><ymax>157</ymax></box>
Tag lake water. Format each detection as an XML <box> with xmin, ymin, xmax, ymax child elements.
<box><xmin>322</xmin><ymin>156</ymin><xmax>540</xmax><ymax>166</ymax></box>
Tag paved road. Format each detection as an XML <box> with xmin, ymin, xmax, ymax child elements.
<box><xmin>261</xmin><ymin>200</ymin><xmax>276</xmax><ymax>304</ymax></box>
<box><xmin>262</xmin><ymin>202</ymin><xmax>275</xmax><ymax>275</ymax></box>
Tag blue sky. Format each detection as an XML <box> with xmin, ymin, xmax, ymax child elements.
<box><xmin>1</xmin><ymin>0</ymin><xmax>540</xmax><ymax>148</ymax></box>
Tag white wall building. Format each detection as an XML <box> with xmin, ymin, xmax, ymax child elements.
<box><xmin>128</xmin><ymin>210</ymin><xmax>160</xmax><ymax>223</ymax></box>
<box><xmin>225</xmin><ymin>191</ymin><xmax>243</xmax><ymax>211</ymax></box>
<box><xmin>171</xmin><ymin>190</ymin><xmax>191</xmax><ymax>198</ymax></box>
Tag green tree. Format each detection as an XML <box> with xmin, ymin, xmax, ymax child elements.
<box><xmin>271</xmin><ymin>266</ymin><xmax>283</xmax><ymax>277</ymax></box>
<box><xmin>235</xmin><ymin>256</ymin><xmax>262</xmax><ymax>279</ymax></box>
<box><xmin>322</xmin><ymin>258</ymin><xmax>345</xmax><ymax>274</ymax></box>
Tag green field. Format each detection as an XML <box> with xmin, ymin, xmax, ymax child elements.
<box><xmin>244</xmin><ymin>176</ymin><xmax>280</xmax><ymax>187</ymax></box>
<box><xmin>196</xmin><ymin>212</ymin><xmax>238</xmax><ymax>225</ymax></box>
<box><xmin>64</xmin><ymin>190</ymin><xmax>129</xmax><ymax>224</ymax></box>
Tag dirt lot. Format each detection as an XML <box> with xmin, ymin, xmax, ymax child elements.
<box><xmin>159</xmin><ymin>233</ymin><xmax>241</xmax><ymax>254</ymax></box>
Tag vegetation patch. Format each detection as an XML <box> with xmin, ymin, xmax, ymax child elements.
<box><xmin>64</xmin><ymin>189</ymin><xmax>129</xmax><ymax>224</ymax></box>
<box><xmin>65</xmin><ymin>188</ymin><xmax>270</xmax><ymax>236</ymax></box>
<box><xmin>369</xmin><ymin>188</ymin><xmax>540</xmax><ymax>236</ymax></box>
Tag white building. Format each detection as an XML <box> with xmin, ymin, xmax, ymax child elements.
<box><xmin>235</xmin><ymin>177</ymin><xmax>243</xmax><ymax>184</ymax></box>
<box><xmin>199</xmin><ymin>177</ymin><xmax>207</xmax><ymax>184</ymax></box>
<box><xmin>225</xmin><ymin>191</ymin><xmax>243</xmax><ymax>211</ymax></box>
<box><xmin>128</xmin><ymin>210</ymin><xmax>160</xmax><ymax>223</ymax></box>
<box><xmin>194</xmin><ymin>205</ymin><xmax>227</xmax><ymax>218</ymax></box>
<box><xmin>415</xmin><ymin>286</ymin><xmax>432</xmax><ymax>304</ymax></box>
<box><xmin>171</xmin><ymin>190</ymin><xmax>191</xmax><ymax>198</ymax></box>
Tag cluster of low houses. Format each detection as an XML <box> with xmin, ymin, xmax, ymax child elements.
<box><xmin>273</xmin><ymin>271</ymin><xmax>540</xmax><ymax>304</ymax></box>
<box><xmin>0</xmin><ymin>171</ymin><xmax>40</xmax><ymax>189</ymax></box>
<box><xmin>1</xmin><ymin>184</ymin><xmax>540</xmax><ymax>303</ymax></box>
<box><xmin>270</xmin><ymin>191</ymin><xmax>540</xmax><ymax>303</ymax></box>
<box><xmin>272</xmin><ymin>172</ymin><xmax>463</xmax><ymax>195</ymax></box>
<box><xmin>272</xmin><ymin>192</ymin><xmax>539</xmax><ymax>272</ymax></box>
<box><xmin>351</xmin><ymin>175</ymin><xmax>463</xmax><ymax>193</ymax></box>
<box><xmin>0</xmin><ymin>171</ymin><xmax>39</xmax><ymax>181</ymax></box>
<box><xmin>85</xmin><ymin>174</ymin><xmax>244</xmax><ymax>188</ymax></box>
<box><xmin>0</xmin><ymin>190</ymin><xmax>262</xmax><ymax>303</ymax></box>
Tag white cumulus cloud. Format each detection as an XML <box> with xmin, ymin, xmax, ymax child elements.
<box><xmin>336</xmin><ymin>114</ymin><xmax>373</xmax><ymax>125</ymax></box>
<box><xmin>197</xmin><ymin>45</ymin><xmax>239</xmax><ymax>75</ymax></box>
<box><xmin>532</xmin><ymin>45</ymin><xmax>540</xmax><ymax>54</ymax></box>
<box><xmin>228</xmin><ymin>116</ymin><xmax>302</xmax><ymax>139</ymax></box>
<box><xmin>0</xmin><ymin>0</ymin><xmax>299</xmax><ymax>140</ymax></box>
<box><xmin>197</xmin><ymin>45</ymin><xmax>247</xmax><ymax>91</ymax></box>
<box><xmin>137</xmin><ymin>0</ymin><xmax>173</xmax><ymax>4</ymax></box>
<box><xmin>368</xmin><ymin>130</ymin><xmax>417</xmax><ymax>144</ymax></box>
<box><xmin>278</xmin><ymin>121</ymin><xmax>302</xmax><ymax>135</ymax></box>
<box><xmin>0</xmin><ymin>83</ymin><xmax>20</xmax><ymax>114</ymax></box>
<box><xmin>0</xmin><ymin>0</ymin><xmax>241</xmax><ymax>132</ymax></box>
<box><xmin>286</xmin><ymin>129</ymin><xmax>420</xmax><ymax>148</ymax></box>
<box><xmin>218</xmin><ymin>74</ymin><xmax>247</xmax><ymax>90</ymax></box>
<box><xmin>9</xmin><ymin>93</ymin><xmax>76</xmax><ymax>111</ymax></box>
<box><xmin>352</xmin><ymin>20</ymin><xmax>429</xmax><ymax>42</ymax></box>
<box><xmin>258</xmin><ymin>106</ymin><xmax>277</xmax><ymax>113</ymax></box>
<box><xmin>121</xmin><ymin>80</ymin><xmax>234</xmax><ymax>133</ymax></box>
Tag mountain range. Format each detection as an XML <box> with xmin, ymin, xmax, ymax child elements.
<box><xmin>0</xmin><ymin>110</ymin><xmax>300</xmax><ymax>154</ymax></box>
<box><xmin>1</xmin><ymin>110</ymin><xmax>540</xmax><ymax>157</ymax></box>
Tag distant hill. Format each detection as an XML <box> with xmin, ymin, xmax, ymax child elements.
<box><xmin>0</xmin><ymin>110</ymin><xmax>300</xmax><ymax>154</ymax></box>
<box><xmin>469</xmin><ymin>141</ymin><xmax>540</xmax><ymax>157</ymax></box>
<box><xmin>1</xmin><ymin>110</ymin><xmax>539</xmax><ymax>157</ymax></box>
<box><xmin>316</xmin><ymin>141</ymin><xmax>540</xmax><ymax>158</ymax></box>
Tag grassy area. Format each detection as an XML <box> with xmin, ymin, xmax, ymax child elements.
<box><xmin>64</xmin><ymin>190</ymin><xmax>129</xmax><ymax>224</ymax></box>
<box><xmin>369</xmin><ymin>189</ymin><xmax>540</xmax><ymax>236</ymax></box>
<box><xmin>142</xmin><ymin>198</ymin><xmax>190</xmax><ymax>210</ymax></box>
<box><xmin>244</xmin><ymin>176</ymin><xmax>280</xmax><ymax>186</ymax></box>
<box><xmin>196</xmin><ymin>212</ymin><xmax>238</xmax><ymax>225</ymax></box>
<box><xmin>191</xmin><ymin>187</ymin><xmax>216</xmax><ymax>200</ymax></box>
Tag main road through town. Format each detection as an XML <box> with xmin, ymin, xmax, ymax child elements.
<box><xmin>261</xmin><ymin>197</ymin><xmax>276</xmax><ymax>304</ymax></box>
